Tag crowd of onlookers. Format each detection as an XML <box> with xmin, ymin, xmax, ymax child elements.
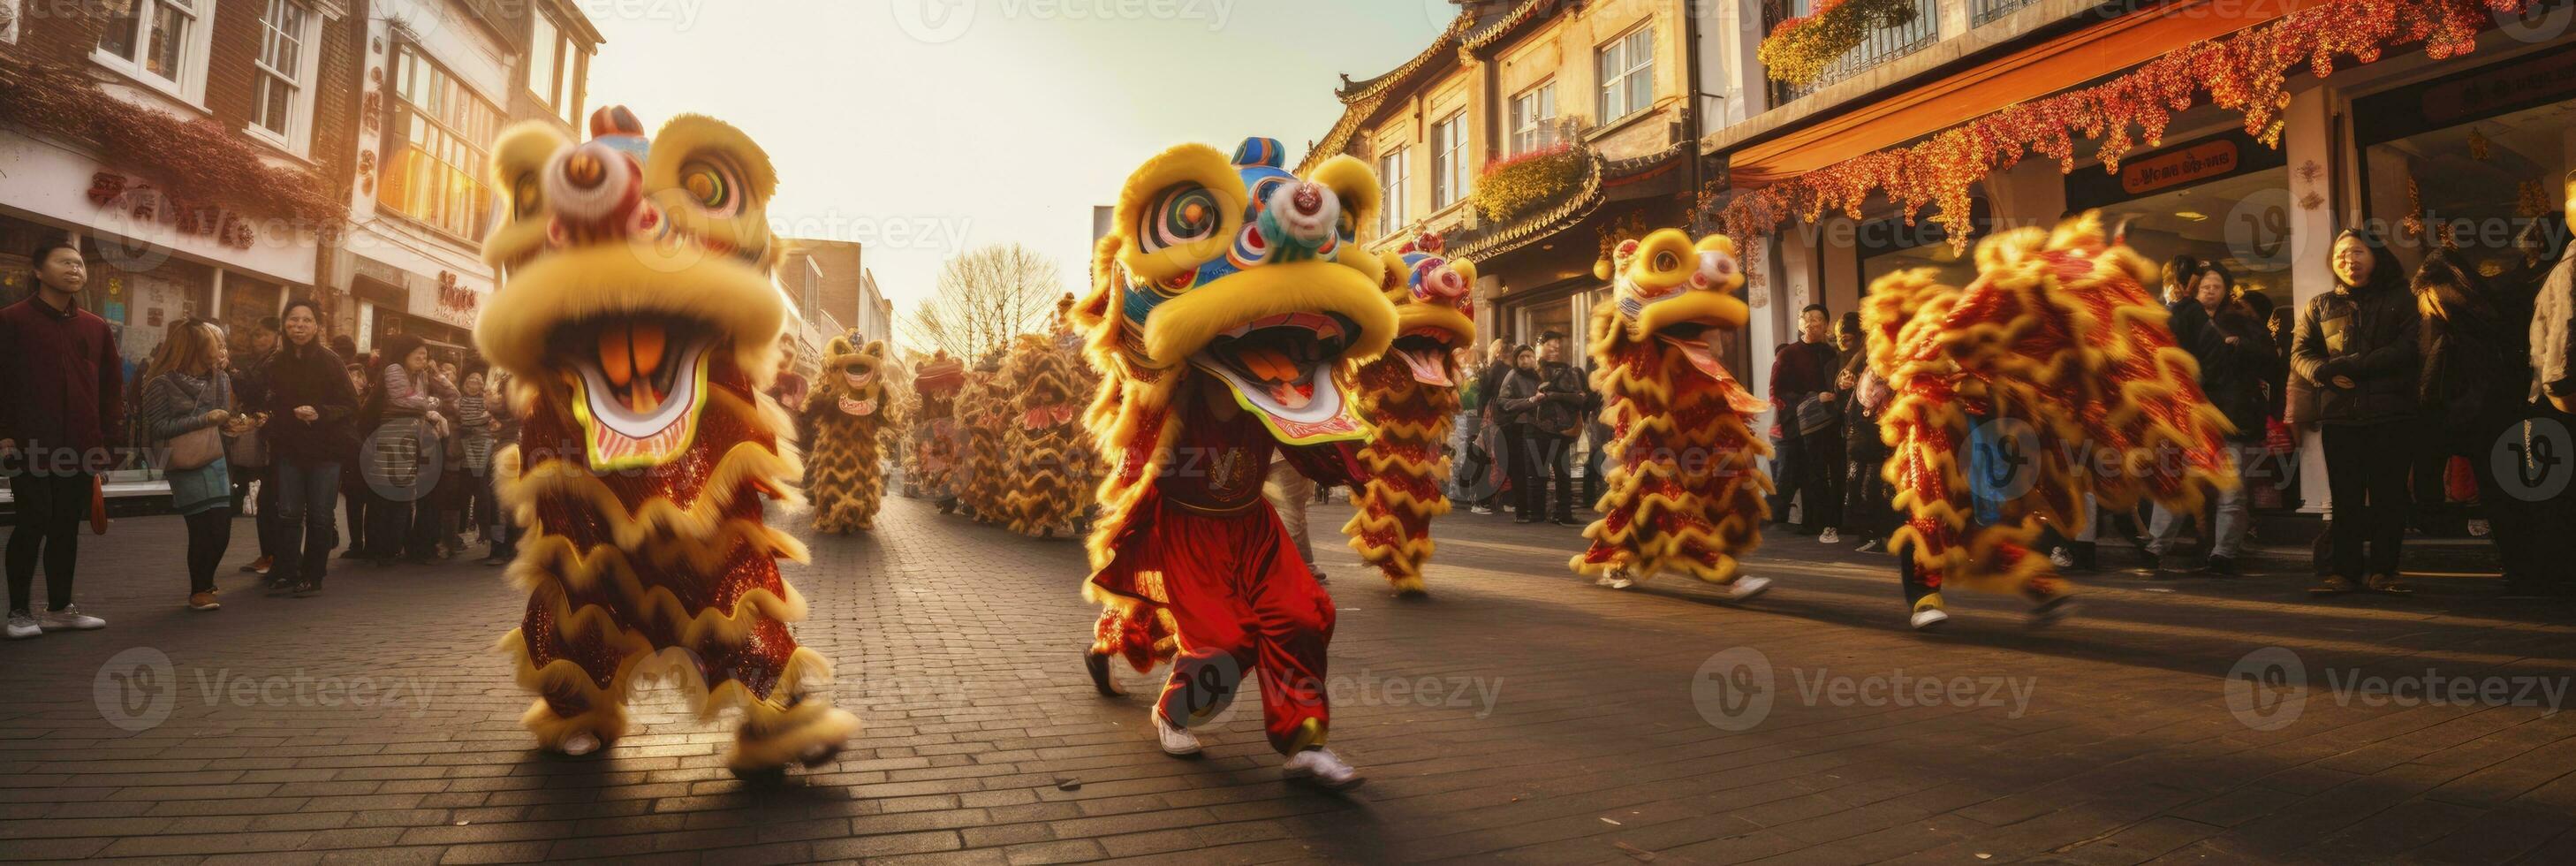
<box><xmin>4</xmin><ymin>235</ymin><xmax>520</xmax><ymax>639</ymax></box>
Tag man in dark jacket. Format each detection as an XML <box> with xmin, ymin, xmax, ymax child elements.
<box><xmin>2293</xmin><ymin>229</ymin><xmax>2421</xmax><ymax>596</ymax></box>
<box><xmin>230</xmin><ymin>316</ymin><xmax>281</xmax><ymax>576</ymax></box>
<box><xmin>1499</xmin><ymin>332</ymin><xmax>1587</xmax><ymax>525</ymax></box>
<box><xmin>1769</xmin><ymin>305</ymin><xmax>1842</xmax><ymax>537</ymax></box>
<box><xmin>2147</xmin><ymin>265</ymin><xmax>2278</xmax><ymax>574</ymax></box>
<box><xmin>2</xmin><ymin>237</ymin><xmax>123</xmax><ymax>639</ymax></box>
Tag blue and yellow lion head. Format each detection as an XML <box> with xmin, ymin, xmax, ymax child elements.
<box><xmin>1077</xmin><ymin>137</ymin><xmax>1397</xmax><ymax>444</ymax></box>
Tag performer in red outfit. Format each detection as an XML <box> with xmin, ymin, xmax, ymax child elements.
<box><xmin>1074</xmin><ymin>137</ymin><xmax>1398</xmax><ymax>789</ymax></box>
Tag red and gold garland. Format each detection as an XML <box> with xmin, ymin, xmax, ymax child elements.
<box><xmin>1759</xmin><ymin>0</ymin><xmax>1923</xmax><ymax>86</ymax></box>
<box><xmin>1722</xmin><ymin>0</ymin><xmax>2537</xmax><ymax>249</ymax></box>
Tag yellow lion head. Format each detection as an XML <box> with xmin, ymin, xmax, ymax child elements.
<box><xmin>1376</xmin><ymin>232</ymin><xmax>1478</xmax><ymax>386</ymax></box>
<box><xmin>475</xmin><ymin>107</ymin><xmax>787</xmax><ymax>473</ymax></box>
<box><xmin>815</xmin><ymin>335</ymin><xmax>888</xmax><ymax>418</ymax></box>
<box><xmin>1595</xmin><ymin>229</ymin><xmax>1749</xmax><ymax>382</ymax></box>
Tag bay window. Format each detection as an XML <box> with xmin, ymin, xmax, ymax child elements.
<box><xmin>381</xmin><ymin>44</ymin><xmax>502</xmax><ymax>239</ymax></box>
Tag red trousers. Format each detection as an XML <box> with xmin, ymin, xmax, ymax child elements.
<box><xmin>1146</xmin><ymin>501</ymin><xmax>1337</xmax><ymax>755</ymax></box>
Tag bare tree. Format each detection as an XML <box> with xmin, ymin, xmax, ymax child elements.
<box><xmin>901</xmin><ymin>243</ymin><xmax>1064</xmax><ymax>365</ymax></box>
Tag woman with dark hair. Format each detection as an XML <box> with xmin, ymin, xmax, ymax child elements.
<box><xmin>3</xmin><ymin>236</ymin><xmax>120</xmax><ymax>638</ymax></box>
<box><xmin>2292</xmin><ymin>229</ymin><xmax>2421</xmax><ymax>596</ymax></box>
<box><xmin>260</xmin><ymin>300</ymin><xmax>358</xmax><ymax>596</ymax></box>
<box><xmin>2145</xmin><ymin>263</ymin><xmax>2277</xmax><ymax>574</ymax></box>
<box><xmin>140</xmin><ymin>319</ymin><xmax>237</xmax><ymax>610</ymax></box>
<box><xmin>363</xmin><ymin>333</ymin><xmax>448</xmax><ymax>566</ymax></box>
<box><xmin>338</xmin><ymin>360</ymin><xmax>374</xmax><ymax>561</ymax></box>
<box><xmin>2413</xmin><ymin>251</ymin><xmax>2547</xmax><ymax>595</ymax></box>
<box><xmin>1491</xmin><ymin>345</ymin><xmax>1543</xmax><ymax>523</ymax></box>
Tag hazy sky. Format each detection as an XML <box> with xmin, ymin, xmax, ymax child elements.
<box><xmin>581</xmin><ymin>0</ymin><xmax>1455</xmax><ymax>341</ymax></box>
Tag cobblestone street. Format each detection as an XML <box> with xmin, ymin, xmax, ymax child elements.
<box><xmin>3</xmin><ymin>496</ymin><xmax>2572</xmax><ymax>864</ymax></box>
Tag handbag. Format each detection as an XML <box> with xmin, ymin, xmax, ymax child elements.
<box><xmin>167</xmin><ymin>425</ymin><xmax>224</xmax><ymax>470</ymax></box>
<box><xmin>225</xmin><ymin>424</ymin><xmax>268</xmax><ymax>468</ymax></box>
<box><xmin>1795</xmin><ymin>394</ymin><xmax>1837</xmax><ymax>436</ymax></box>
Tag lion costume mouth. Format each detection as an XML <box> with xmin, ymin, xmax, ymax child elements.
<box><xmin>1653</xmin><ymin>321</ymin><xmax>1729</xmax><ymax>382</ymax></box>
<box><xmin>554</xmin><ymin>316</ymin><xmax>719</xmax><ymax>470</ymax></box>
<box><xmin>1390</xmin><ymin>328</ymin><xmax>1459</xmax><ymax>386</ymax></box>
<box><xmin>1191</xmin><ymin>311</ymin><xmax>1366</xmax><ymax>443</ymax></box>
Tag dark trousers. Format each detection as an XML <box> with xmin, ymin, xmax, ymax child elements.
<box><xmin>6</xmin><ymin>470</ymin><xmax>91</xmax><ymax>612</ymax></box>
<box><xmin>344</xmin><ymin>483</ymin><xmax>372</xmax><ymax>556</ymax></box>
<box><xmin>1581</xmin><ymin>434</ymin><xmax>1605</xmax><ymax>508</ymax></box>
<box><xmin>1842</xmin><ymin>452</ymin><xmax>1891</xmax><ymax>540</ymax></box>
<box><xmin>183</xmin><ymin>508</ymin><xmax>233</xmax><ymax>594</ymax></box>
<box><xmin>368</xmin><ymin>477</ymin><xmax>440</xmax><ymax>562</ymax></box>
<box><xmin>2464</xmin><ymin>406</ymin><xmax>2576</xmax><ymax>590</ymax></box>
<box><xmin>271</xmin><ymin>460</ymin><xmax>343</xmax><ymax>587</ymax></box>
<box><xmin>1782</xmin><ymin>428</ymin><xmax>1843</xmax><ymax>532</ymax></box>
<box><xmin>2322</xmin><ymin>422</ymin><xmax>2413</xmax><ymax>580</ymax></box>
<box><xmin>231</xmin><ymin>465</ymin><xmax>279</xmax><ymax>558</ymax></box>
<box><xmin>1514</xmin><ymin>429</ymin><xmax>1574</xmax><ymax>521</ymax></box>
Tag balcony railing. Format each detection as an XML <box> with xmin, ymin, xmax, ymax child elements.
<box><xmin>1971</xmin><ymin>0</ymin><xmax>2040</xmax><ymax>26</ymax></box>
<box><xmin>1765</xmin><ymin>0</ymin><xmax>1943</xmax><ymax>105</ymax></box>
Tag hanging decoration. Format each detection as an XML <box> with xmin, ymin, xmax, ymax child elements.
<box><xmin>1759</xmin><ymin>0</ymin><xmax>1921</xmax><ymax>86</ymax></box>
<box><xmin>2466</xmin><ymin>128</ymin><xmax>2491</xmax><ymax>161</ymax></box>
<box><xmin>1472</xmin><ymin>143</ymin><xmax>1587</xmax><ymax>223</ymax></box>
<box><xmin>2519</xmin><ymin>179</ymin><xmax>2554</xmax><ymax>217</ymax></box>
<box><xmin>2403</xmin><ymin>174</ymin><xmax>2428</xmax><ymax>240</ymax></box>
<box><xmin>1722</xmin><ymin>0</ymin><xmax>2538</xmax><ymax>251</ymax></box>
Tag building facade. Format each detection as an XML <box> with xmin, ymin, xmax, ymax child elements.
<box><xmin>1302</xmin><ymin>0</ymin><xmax>1721</xmax><ymax>365</ymax></box>
<box><xmin>327</xmin><ymin>0</ymin><xmax>597</xmax><ymax>362</ymax></box>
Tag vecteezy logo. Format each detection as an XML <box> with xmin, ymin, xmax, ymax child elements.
<box><xmin>2224</xmin><ymin>647</ymin><xmax>2307</xmax><ymax>732</ymax></box>
<box><xmin>1693</xmin><ymin>647</ymin><xmax>1776</xmax><ymax>732</ymax></box>
<box><xmin>1968</xmin><ymin>416</ymin><xmax>2042</xmax><ymax>512</ymax></box>
<box><xmin>95</xmin><ymin>647</ymin><xmax>178</xmax><ymax>733</ymax></box>
<box><xmin>2494</xmin><ymin>417</ymin><xmax>2572</xmax><ymax>503</ymax></box>
<box><xmin>892</xmin><ymin>0</ymin><xmax>977</xmax><ymax>44</ymax></box>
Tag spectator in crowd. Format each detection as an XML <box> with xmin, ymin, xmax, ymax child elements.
<box><xmin>1490</xmin><ymin>345</ymin><xmax>1542</xmax><ymax>523</ymax></box>
<box><xmin>139</xmin><ymin>318</ymin><xmax>237</xmax><ymax>612</ymax></box>
<box><xmin>1504</xmin><ymin>332</ymin><xmax>1586</xmax><ymax>525</ymax></box>
<box><xmin>453</xmin><ymin>368</ymin><xmax>498</xmax><ymax>562</ymax></box>
<box><xmin>2293</xmin><ymin>229</ymin><xmax>2421</xmax><ymax>596</ymax></box>
<box><xmin>261</xmin><ymin>300</ymin><xmax>359</xmax><ymax>596</ymax></box>
<box><xmin>364</xmin><ymin>334</ymin><xmax>449</xmax><ymax>567</ymax></box>
<box><xmin>229</xmin><ymin>315</ymin><xmax>279</xmax><ymax>578</ymax></box>
<box><xmin>481</xmin><ymin>368</ymin><xmax>523</xmax><ymax>566</ymax></box>
<box><xmin>2520</xmin><ymin>183</ymin><xmax>2576</xmax><ymax>596</ymax></box>
<box><xmin>1474</xmin><ymin>338</ymin><xmax>1516</xmax><ymax>515</ymax></box>
<box><xmin>1449</xmin><ymin>344</ymin><xmax>1491</xmax><ymax>510</ymax></box>
<box><xmin>2145</xmin><ymin>263</ymin><xmax>2277</xmax><ymax>575</ymax></box>
<box><xmin>1839</xmin><ymin>314</ymin><xmax>1893</xmax><ymax>553</ymax></box>
<box><xmin>338</xmin><ymin>360</ymin><xmax>375</xmax><ymax>562</ymax></box>
<box><xmin>1769</xmin><ymin>305</ymin><xmax>1842</xmax><ymax>539</ymax></box>
<box><xmin>2</xmin><ymin>236</ymin><xmax>120</xmax><ymax>639</ymax></box>
<box><xmin>2413</xmin><ymin>250</ymin><xmax>2547</xmax><ymax>596</ymax></box>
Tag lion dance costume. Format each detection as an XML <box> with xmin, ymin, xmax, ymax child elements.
<box><xmin>1572</xmin><ymin>230</ymin><xmax>1777</xmax><ymax>596</ymax></box>
<box><xmin>1863</xmin><ymin>214</ymin><xmax>2234</xmax><ymax>625</ymax></box>
<box><xmin>954</xmin><ymin>364</ymin><xmax>1011</xmax><ymax>523</ymax></box>
<box><xmin>904</xmin><ymin>352</ymin><xmax>965</xmax><ymax>505</ymax></box>
<box><xmin>1075</xmin><ymin>137</ymin><xmax>1392</xmax><ymax>782</ymax></box>
<box><xmin>477</xmin><ymin>108</ymin><xmax>857</xmax><ymax>772</ymax></box>
<box><xmin>1342</xmin><ymin>232</ymin><xmax>1477</xmax><ymax>596</ymax></box>
<box><xmin>798</xmin><ymin>335</ymin><xmax>898</xmax><ymax>534</ymax></box>
<box><xmin>1001</xmin><ymin>295</ymin><xmax>1099</xmax><ymax>538</ymax></box>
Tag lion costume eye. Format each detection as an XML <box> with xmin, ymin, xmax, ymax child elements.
<box><xmin>678</xmin><ymin>159</ymin><xmax>739</xmax><ymax>216</ymax></box>
<box><xmin>1138</xmin><ymin>184</ymin><xmax>1223</xmax><ymax>254</ymax></box>
<box><xmin>511</xmin><ymin>173</ymin><xmax>543</xmax><ymax>219</ymax></box>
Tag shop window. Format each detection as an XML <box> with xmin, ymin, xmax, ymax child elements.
<box><xmin>1510</xmin><ymin>81</ymin><xmax>1557</xmax><ymax>156</ymax></box>
<box><xmin>1855</xmin><ymin>200</ymin><xmax>1990</xmax><ymax>293</ymax></box>
<box><xmin>2356</xmin><ymin>49</ymin><xmax>2576</xmax><ymax>282</ymax></box>
<box><xmin>382</xmin><ymin>43</ymin><xmax>502</xmax><ymax>240</ymax></box>
<box><xmin>2065</xmin><ymin>129</ymin><xmax>2294</xmax><ymax>300</ymax></box>
<box><xmin>1431</xmin><ymin>111</ymin><xmax>1469</xmax><ymax>210</ymax></box>
<box><xmin>1596</xmin><ymin>26</ymin><xmax>1655</xmax><ymax>125</ymax></box>
<box><xmin>93</xmin><ymin>0</ymin><xmax>213</xmax><ymax>104</ymax></box>
<box><xmin>1378</xmin><ymin>146</ymin><xmax>1410</xmax><ymax>237</ymax></box>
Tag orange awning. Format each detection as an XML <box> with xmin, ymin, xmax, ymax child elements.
<box><xmin>1728</xmin><ymin>0</ymin><xmax>2328</xmax><ymax>186</ymax></box>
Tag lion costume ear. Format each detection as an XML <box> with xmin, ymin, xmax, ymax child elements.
<box><xmin>863</xmin><ymin>340</ymin><xmax>887</xmax><ymax>359</ymax></box>
<box><xmin>1112</xmin><ymin>142</ymin><xmax>1244</xmax><ymax>285</ymax></box>
<box><xmin>825</xmin><ymin>334</ymin><xmax>854</xmax><ymax>356</ymax></box>
<box><xmin>646</xmin><ymin>114</ymin><xmax>781</xmax><ymax>270</ymax></box>
<box><xmin>481</xmin><ymin>123</ymin><xmax>572</xmax><ymax>269</ymax></box>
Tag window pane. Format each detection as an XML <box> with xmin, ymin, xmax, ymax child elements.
<box><xmin>99</xmin><ymin>4</ymin><xmax>141</xmax><ymax>58</ymax></box>
<box><xmin>529</xmin><ymin>15</ymin><xmax>561</xmax><ymax>105</ymax></box>
<box><xmin>146</xmin><ymin>2</ymin><xmax>190</xmax><ymax>80</ymax></box>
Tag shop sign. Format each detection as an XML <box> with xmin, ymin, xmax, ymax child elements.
<box><xmin>2122</xmin><ymin>141</ymin><xmax>2239</xmax><ymax>195</ymax></box>
<box><xmin>85</xmin><ymin>172</ymin><xmax>258</xmax><ymax>250</ymax></box>
<box><xmin>2424</xmin><ymin>49</ymin><xmax>2576</xmax><ymax>127</ymax></box>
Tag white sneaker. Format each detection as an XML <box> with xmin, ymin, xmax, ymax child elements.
<box><xmin>39</xmin><ymin>604</ymin><xmax>105</xmax><ymax>631</ymax></box>
<box><xmin>1724</xmin><ymin>575</ymin><xmax>1773</xmax><ymax>601</ymax></box>
<box><xmin>2048</xmin><ymin>547</ymin><xmax>2075</xmax><ymax>569</ymax></box>
<box><xmin>1818</xmin><ymin>528</ymin><xmax>1840</xmax><ymax>544</ymax></box>
<box><xmin>1471</xmin><ymin>505</ymin><xmax>1495</xmax><ymax>515</ymax></box>
<box><xmin>1152</xmin><ymin>710</ymin><xmax>1201</xmax><ymax>757</ymax></box>
<box><xmin>1595</xmin><ymin>572</ymin><xmax>1633</xmax><ymax>589</ymax></box>
<box><xmin>4</xmin><ymin>611</ymin><xmax>38</xmax><ymax>640</ymax></box>
<box><xmin>1910</xmin><ymin>607</ymin><xmax>1951</xmax><ymax>630</ymax></box>
<box><xmin>1283</xmin><ymin>748</ymin><xmax>1364</xmax><ymax>789</ymax></box>
<box><xmin>558</xmin><ymin>732</ymin><xmax>602</xmax><ymax>756</ymax></box>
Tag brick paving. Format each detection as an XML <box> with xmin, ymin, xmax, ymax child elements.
<box><xmin>2</xmin><ymin>496</ymin><xmax>2572</xmax><ymax>864</ymax></box>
